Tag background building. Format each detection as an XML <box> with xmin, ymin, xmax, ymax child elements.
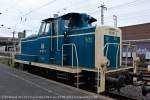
<box><xmin>0</xmin><ymin>37</ymin><xmax>19</xmax><ymax>56</ymax></box>
<box><xmin>120</xmin><ymin>23</ymin><xmax>150</xmax><ymax>62</ymax></box>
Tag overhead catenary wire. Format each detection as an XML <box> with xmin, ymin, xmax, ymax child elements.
<box><xmin>54</xmin><ymin>0</ymin><xmax>91</xmax><ymax>16</ymax></box>
<box><xmin>108</xmin><ymin>0</ymin><xmax>143</xmax><ymax>9</ymax></box>
<box><xmin>89</xmin><ymin>0</ymin><xmax>147</xmax><ymax>15</ymax></box>
<box><xmin>88</xmin><ymin>0</ymin><xmax>150</xmax><ymax>26</ymax></box>
<box><xmin>3</xmin><ymin>0</ymin><xmax>149</xmax><ymax>35</ymax></box>
<box><xmin>11</xmin><ymin>0</ymin><xmax>57</xmax><ymax>33</ymax></box>
<box><xmin>15</xmin><ymin>0</ymin><xmax>57</xmax><ymax>24</ymax></box>
<box><xmin>17</xmin><ymin>0</ymin><xmax>147</xmax><ymax>23</ymax></box>
<box><xmin>95</xmin><ymin>7</ymin><xmax>150</xmax><ymax>20</ymax></box>
<box><xmin>23</xmin><ymin>0</ymin><xmax>57</xmax><ymax>17</ymax></box>
<box><xmin>18</xmin><ymin>0</ymin><xmax>91</xmax><ymax>24</ymax></box>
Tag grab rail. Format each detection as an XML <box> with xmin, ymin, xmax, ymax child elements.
<box><xmin>56</xmin><ymin>20</ymin><xmax>60</xmax><ymax>51</ymax></box>
<box><xmin>122</xmin><ymin>43</ymin><xmax>137</xmax><ymax>67</ymax></box>
<box><xmin>50</xmin><ymin>22</ymin><xmax>53</xmax><ymax>51</ymax></box>
<box><xmin>104</xmin><ymin>43</ymin><xmax>137</xmax><ymax>69</ymax></box>
<box><xmin>61</xmin><ymin>43</ymin><xmax>79</xmax><ymax>88</ymax></box>
<box><xmin>103</xmin><ymin>43</ymin><xmax>120</xmax><ymax>69</ymax></box>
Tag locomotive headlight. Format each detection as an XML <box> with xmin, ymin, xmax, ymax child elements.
<box><xmin>101</xmin><ymin>56</ymin><xmax>109</xmax><ymax>67</ymax></box>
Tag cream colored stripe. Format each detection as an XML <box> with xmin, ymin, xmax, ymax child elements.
<box><xmin>21</xmin><ymin>32</ymin><xmax>95</xmax><ymax>42</ymax></box>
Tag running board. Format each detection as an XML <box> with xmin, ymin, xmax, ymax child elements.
<box><xmin>14</xmin><ymin>59</ymin><xmax>82</xmax><ymax>74</ymax></box>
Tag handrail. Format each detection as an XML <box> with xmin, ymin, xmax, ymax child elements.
<box><xmin>122</xmin><ymin>43</ymin><xmax>137</xmax><ymax>67</ymax></box>
<box><xmin>74</xmin><ymin>44</ymin><xmax>79</xmax><ymax>88</ymax></box>
<box><xmin>50</xmin><ymin>22</ymin><xmax>53</xmax><ymax>51</ymax></box>
<box><xmin>103</xmin><ymin>43</ymin><xmax>120</xmax><ymax>50</ymax></box>
<box><xmin>56</xmin><ymin>20</ymin><xmax>60</xmax><ymax>51</ymax></box>
<box><xmin>61</xmin><ymin>43</ymin><xmax>79</xmax><ymax>88</ymax></box>
<box><xmin>61</xmin><ymin>43</ymin><xmax>79</xmax><ymax>68</ymax></box>
<box><xmin>104</xmin><ymin>42</ymin><xmax>137</xmax><ymax>69</ymax></box>
<box><xmin>116</xmin><ymin>44</ymin><xmax>119</xmax><ymax>68</ymax></box>
<box><xmin>103</xmin><ymin>43</ymin><xmax>120</xmax><ymax>69</ymax></box>
<box><xmin>62</xmin><ymin>44</ymin><xmax>74</xmax><ymax>67</ymax></box>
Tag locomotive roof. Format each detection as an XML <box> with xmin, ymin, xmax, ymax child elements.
<box><xmin>42</xmin><ymin>18</ymin><xmax>55</xmax><ymax>22</ymax></box>
<box><xmin>42</xmin><ymin>13</ymin><xmax>97</xmax><ymax>23</ymax></box>
<box><xmin>61</xmin><ymin>13</ymin><xmax>97</xmax><ymax>23</ymax></box>
<box><xmin>60</xmin><ymin>13</ymin><xmax>81</xmax><ymax>19</ymax></box>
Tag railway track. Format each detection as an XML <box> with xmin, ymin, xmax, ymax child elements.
<box><xmin>25</xmin><ymin>69</ymin><xmax>143</xmax><ymax>99</ymax></box>
<box><xmin>16</xmin><ymin>65</ymin><xmax>150</xmax><ymax>99</ymax></box>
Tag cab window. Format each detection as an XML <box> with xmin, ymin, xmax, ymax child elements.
<box><xmin>41</xmin><ymin>23</ymin><xmax>46</xmax><ymax>33</ymax></box>
<box><xmin>64</xmin><ymin>20</ymin><xmax>70</xmax><ymax>28</ymax></box>
<box><xmin>45</xmin><ymin>23</ymin><xmax>50</xmax><ymax>33</ymax></box>
<box><xmin>39</xmin><ymin>22</ymin><xmax>50</xmax><ymax>35</ymax></box>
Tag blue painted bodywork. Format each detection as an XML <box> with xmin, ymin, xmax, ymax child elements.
<box><xmin>15</xmin><ymin>13</ymin><xmax>121</xmax><ymax>69</ymax></box>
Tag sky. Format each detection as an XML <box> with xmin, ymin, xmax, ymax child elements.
<box><xmin>0</xmin><ymin>0</ymin><xmax>150</xmax><ymax>37</ymax></box>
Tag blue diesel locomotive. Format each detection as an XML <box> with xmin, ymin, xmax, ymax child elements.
<box><xmin>15</xmin><ymin>13</ymin><xmax>139</xmax><ymax>93</ymax></box>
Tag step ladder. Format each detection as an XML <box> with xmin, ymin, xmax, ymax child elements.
<box><xmin>50</xmin><ymin>49</ymin><xmax>55</xmax><ymax>63</ymax></box>
<box><xmin>96</xmin><ymin>68</ymin><xmax>101</xmax><ymax>93</ymax></box>
<box><xmin>74</xmin><ymin>73</ymin><xmax>85</xmax><ymax>86</ymax></box>
<box><xmin>56</xmin><ymin>72</ymin><xmax>68</xmax><ymax>80</ymax></box>
<box><xmin>96</xmin><ymin>67</ymin><xmax>106</xmax><ymax>93</ymax></box>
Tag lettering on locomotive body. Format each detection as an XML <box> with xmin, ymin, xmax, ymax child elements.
<box><xmin>85</xmin><ymin>37</ymin><xmax>93</xmax><ymax>43</ymax></box>
<box><xmin>41</xmin><ymin>43</ymin><xmax>45</xmax><ymax>49</ymax></box>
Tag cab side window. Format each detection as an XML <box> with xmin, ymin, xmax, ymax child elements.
<box><xmin>45</xmin><ymin>23</ymin><xmax>50</xmax><ymax>33</ymax></box>
<box><xmin>64</xmin><ymin>20</ymin><xmax>70</xmax><ymax>28</ymax></box>
<box><xmin>41</xmin><ymin>23</ymin><xmax>46</xmax><ymax>33</ymax></box>
<box><xmin>39</xmin><ymin>22</ymin><xmax>50</xmax><ymax>35</ymax></box>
